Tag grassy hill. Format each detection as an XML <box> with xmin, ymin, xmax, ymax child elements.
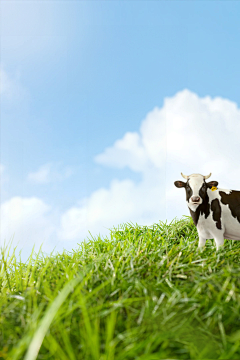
<box><xmin>1</xmin><ymin>216</ymin><xmax>240</xmax><ymax>359</ymax></box>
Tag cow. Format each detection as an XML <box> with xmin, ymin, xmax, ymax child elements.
<box><xmin>174</xmin><ymin>172</ymin><xmax>240</xmax><ymax>250</ymax></box>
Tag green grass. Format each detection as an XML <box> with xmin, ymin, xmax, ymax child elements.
<box><xmin>1</xmin><ymin>216</ymin><xmax>240</xmax><ymax>359</ymax></box>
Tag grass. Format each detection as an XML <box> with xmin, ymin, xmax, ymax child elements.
<box><xmin>1</xmin><ymin>216</ymin><xmax>240</xmax><ymax>359</ymax></box>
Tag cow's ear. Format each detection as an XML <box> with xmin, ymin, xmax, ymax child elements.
<box><xmin>174</xmin><ymin>181</ymin><xmax>186</xmax><ymax>188</ymax></box>
<box><xmin>207</xmin><ymin>181</ymin><xmax>218</xmax><ymax>188</ymax></box>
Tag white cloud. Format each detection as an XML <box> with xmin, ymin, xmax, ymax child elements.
<box><xmin>27</xmin><ymin>163</ymin><xmax>73</xmax><ymax>184</ymax></box>
<box><xmin>59</xmin><ymin>89</ymin><xmax>240</xmax><ymax>241</ymax></box>
<box><xmin>96</xmin><ymin>89</ymin><xmax>240</xmax><ymax>173</ymax></box>
<box><xmin>0</xmin><ymin>197</ymin><xmax>57</xmax><ymax>258</ymax></box>
<box><xmin>59</xmin><ymin>174</ymin><xmax>164</xmax><ymax>241</ymax></box>
<box><xmin>95</xmin><ymin>132</ymin><xmax>150</xmax><ymax>172</ymax></box>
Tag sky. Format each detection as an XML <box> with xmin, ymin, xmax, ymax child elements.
<box><xmin>1</xmin><ymin>1</ymin><xmax>240</xmax><ymax>259</ymax></box>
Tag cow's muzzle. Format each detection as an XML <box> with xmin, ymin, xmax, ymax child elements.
<box><xmin>191</xmin><ymin>196</ymin><xmax>201</xmax><ymax>203</ymax></box>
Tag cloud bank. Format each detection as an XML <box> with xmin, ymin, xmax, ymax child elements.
<box><xmin>96</xmin><ymin>89</ymin><xmax>240</xmax><ymax>174</ymax></box>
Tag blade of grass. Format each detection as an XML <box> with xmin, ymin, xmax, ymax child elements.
<box><xmin>24</xmin><ymin>274</ymin><xmax>83</xmax><ymax>360</ymax></box>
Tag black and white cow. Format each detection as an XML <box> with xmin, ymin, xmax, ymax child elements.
<box><xmin>174</xmin><ymin>173</ymin><xmax>240</xmax><ymax>250</ymax></box>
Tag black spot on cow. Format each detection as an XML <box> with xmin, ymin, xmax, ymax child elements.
<box><xmin>211</xmin><ymin>199</ymin><xmax>222</xmax><ymax>229</ymax></box>
<box><xmin>185</xmin><ymin>180</ymin><xmax>193</xmax><ymax>202</ymax></box>
<box><xmin>189</xmin><ymin>192</ymin><xmax>210</xmax><ymax>226</ymax></box>
<box><xmin>220</xmin><ymin>190</ymin><xmax>240</xmax><ymax>223</ymax></box>
<box><xmin>206</xmin><ymin>181</ymin><xmax>219</xmax><ymax>189</ymax></box>
<box><xmin>189</xmin><ymin>181</ymin><xmax>210</xmax><ymax>226</ymax></box>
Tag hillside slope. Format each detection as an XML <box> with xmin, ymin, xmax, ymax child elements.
<box><xmin>1</xmin><ymin>216</ymin><xmax>240</xmax><ymax>359</ymax></box>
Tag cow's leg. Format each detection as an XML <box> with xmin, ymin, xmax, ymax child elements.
<box><xmin>198</xmin><ymin>235</ymin><xmax>206</xmax><ymax>249</ymax></box>
<box><xmin>214</xmin><ymin>235</ymin><xmax>224</xmax><ymax>251</ymax></box>
<box><xmin>211</xmin><ymin>226</ymin><xmax>225</xmax><ymax>250</ymax></box>
<box><xmin>197</xmin><ymin>226</ymin><xmax>206</xmax><ymax>249</ymax></box>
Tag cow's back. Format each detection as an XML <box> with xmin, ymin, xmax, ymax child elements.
<box><xmin>219</xmin><ymin>189</ymin><xmax>240</xmax><ymax>240</ymax></box>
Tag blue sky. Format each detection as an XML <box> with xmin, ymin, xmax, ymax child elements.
<box><xmin>1</xmin><ymin>1</ymin><xmax>240</xmax><ymax>258</ymax></box>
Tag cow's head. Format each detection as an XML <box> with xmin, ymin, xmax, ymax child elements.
<box><xmin>174</xmin><ymin>173</ymin><xmax>218</xmax><ymax>211</ymax></box>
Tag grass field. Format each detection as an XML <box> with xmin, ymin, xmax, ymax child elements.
<box><xmin>1</xmin><ymin>216</ymin><xmax>240</xmax><ymax>359</ymax></box>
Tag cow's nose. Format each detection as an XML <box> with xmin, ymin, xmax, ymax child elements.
<box><xmin>191</xmin><ymin>196</ymin><xmax>200</xmax><ymax>202</ymax></box>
